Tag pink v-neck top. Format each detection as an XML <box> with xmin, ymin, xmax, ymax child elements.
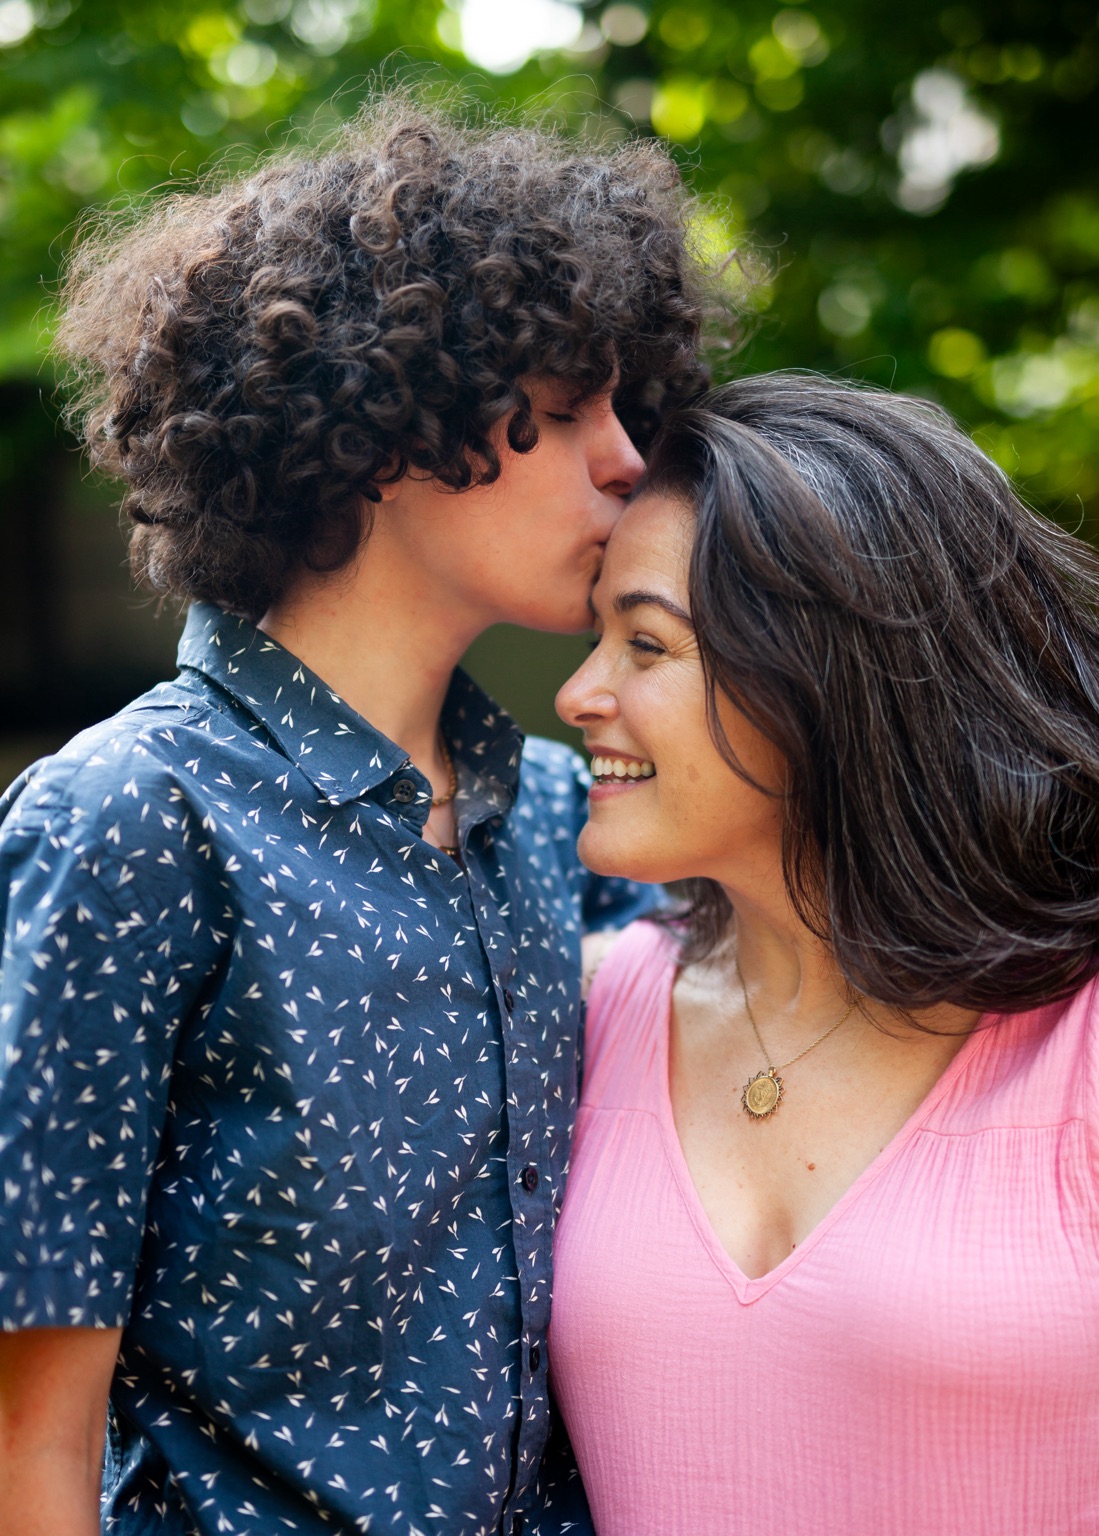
<box><xmin>548</xmin><ymin>922</ymin><xmax>1099</xmax><ymax>1536</ymax></box>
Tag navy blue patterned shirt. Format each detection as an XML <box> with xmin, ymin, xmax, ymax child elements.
<box><xmin>0</xmin><ymin>603</ymin><xmax>654</xmax><ymax>1536</ymax></box>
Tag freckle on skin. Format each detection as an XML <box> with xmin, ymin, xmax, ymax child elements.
<box><xmin>807</xmin><ymin>1162</ymin><xmax>816</xmax><ymax>1171</ymax></box>
<box><xmin>685</xmin><ymin>763</ymin><xmax>699</xmax><ymax>782</ymax></box>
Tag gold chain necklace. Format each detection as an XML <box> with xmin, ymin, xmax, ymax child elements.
<box><xmin>431</xmin><ymin>735</ymin><xmax>461</xmax><ymax>860</ymax></box>
<box><xmin>431</xmin><ymin>735</ymin><xmax>458</xmax><ymax>808</ymax></box>
<box><xmin>736</xmin><ymin>959</ymin><xmax>857</xmax><ymax>1120</ymax></box>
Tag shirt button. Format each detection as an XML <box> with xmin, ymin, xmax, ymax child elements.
<box><xmin>392</xmin><ymin>777</ymin><xmax>417</xmax><ymax>804</ymax></box>
<box><xmin>520</xmin><ymin>1165</ymin><xmax>539</xmax><ymax>1192</ymax></box>
<box><xmin>529</xmin><ymin>1343</ymin><xmax>541</xmax><ymax>1372</ymax></box>
<box><xmin>502</xmin><ymin>988</ymin><xmax>515</xmax><ymax>1012</ymax></box>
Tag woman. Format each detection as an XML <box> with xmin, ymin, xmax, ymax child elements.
<box><xmin>549</xmin><ymin>373</ymin><xmax>1099</xmax><ymax>1535</ymax></box>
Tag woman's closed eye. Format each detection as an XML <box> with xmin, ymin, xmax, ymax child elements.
<box><xmin>586</xmin><ymin>630</ymin><xmax>666</xmax><ymax>658</ymax></box>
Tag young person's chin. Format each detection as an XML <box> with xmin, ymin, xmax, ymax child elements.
<box><xmin>514</xmin><ymin>597</ymin><xmax>597</xmax><ymax>636</ymax></box>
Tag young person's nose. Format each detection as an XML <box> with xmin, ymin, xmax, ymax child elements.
<box><xmin>593</xmin><ymin>406</ymin><xmax>646</xmax><ymax>500</ymax></box>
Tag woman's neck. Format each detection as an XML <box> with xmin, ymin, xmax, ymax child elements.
<box><xmin>714</xmin><ymin>895</ymin><xmax>853</xmax><ymax>1043</ymax></box>
<box><xmin>715</xmin><ymin>891</ymin><xmax>980</xmax><ymax>1046</ymax></box>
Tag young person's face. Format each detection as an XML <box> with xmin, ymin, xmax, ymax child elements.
<box><xmin>376</xmin><ymin>378</ymin><xmax>645</xmax><ymax>634</ymax></box>
<box><xmin>555</xmin><ymin>492</ymin><xmax>786</xmax><ymax>890</ymax></box>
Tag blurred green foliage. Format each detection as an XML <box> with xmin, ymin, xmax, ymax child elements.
<box><xmin>1</xmin><ymin>0</ymin><xmax>1097</xmax><ymax>531</ymax></box>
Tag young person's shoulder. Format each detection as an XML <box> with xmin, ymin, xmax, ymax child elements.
<box><xmin>516</xmin><ymin>736</ymin><xmax>664</xmax><ymax>931</ymax></box>
<box><xmin>4</xmin><ymin>672</ymin><xmax>268</xmax><ymax>822</ymax></box>
<box><xmin>514</xmin><ymin>735</ymin><xmax>596</xmax><ymax>847</ymax></box>
<box><xmin>0</xmin><ymin>674</ymin><xmax>277</xmax><ymax>930</ymax></box>
<box><xmin>7</xmin><ymin>682</ymin><xmax>194</xmax><ymax>818</ymax></box>
<box><xmin>518</xmin><ymin>735</ymin><xmax>590</xmax><ymax>800</ymax></box>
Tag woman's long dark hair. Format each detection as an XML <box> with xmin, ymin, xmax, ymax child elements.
<box><xmin>643</xmin><ymin>372</ymin><xmax>1099</xmax><ymax>1013</ymax></box>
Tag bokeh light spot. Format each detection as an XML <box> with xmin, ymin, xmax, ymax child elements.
<box><xmin>772</xmin><ymin>10</ymin><xmax>828</xmax><ymax>65</ymax></box>
<box><xmin>756</xmin><ymin>74</ymin><xmax>804</xmax><ymax>111</ymax></box>
<box><xmin>214</xmin><ymin>40</ymin><xmax>278</xmax><ymax>85</ymax></box>
<box><xmin>0</xmin><ymin>0</ymin><xmax>34</xmax><ymax>47</ymax></box>
<box><xmin>600</xmin><ymin>3</ymin><xmax>647</xmax><ymax>46</ymax></box>
<box><xmin>818</xmin><ymin>287</ymin><xmax>870</xmax><ymax>336</ymax></box>
<box><xmin>657</xmin><ymin>7</ymin><xmax>711</xmax><ymax>51</ymax></box>
<box><xmin>651</xmin><ymin>76</ymin><xmax>707</xmax><ymax>140</ymax></box>
<box><xmin>928</xmin><ymin>327</ymin><xmax>987</xmax><ymax>377</ymax></box>
<box><xmin>749</xmin><ymin>33</ymin><xmax>799</xmax><ymax>80</ymax></box>
<box><xmin>456</xmin><ymin>0</ymin><xmax>582</xmax><ymax>74</ymax></box>
<box><xmin>894</xmin><ymin>68</ymin><xmax>999</xmax><ymax>213</ymax></box>
<box><xmin>613</xmin><ymin>77</ymin><xmax>654</xmax><ymax>121</ymax></box>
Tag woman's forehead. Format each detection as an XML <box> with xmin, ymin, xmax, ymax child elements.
<box><xmin>611</xmin><ymin>491</ymin><xmax>693</xmax><ymax>559</ymax></box>
<box><xmin>597</xmin><ymin>494</ymin><xmax>693</xmax><ymax>603</ymax></box>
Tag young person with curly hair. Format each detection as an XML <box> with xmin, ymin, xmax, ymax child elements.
<box><xmin>0</xmin><ymin>98</ymin><xmax>710</xmax><ymax>1536</ymax></box>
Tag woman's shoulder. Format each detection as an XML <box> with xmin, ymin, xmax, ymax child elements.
<box><xmin>1055</xmin><ymin>970</ymin><xmax>1099</xmax><ymax>1128</ymax></box>
<box><xmin>583</xmin><ymin>918</ymin><xmax>678</xmax><ymax>997</ymax></box>
<box><xmin>579</xmin><ymin>920</ymin><xmax>680</xmax><ymax>1095</ymax></box>
<box><xmin>944</xmin><ymin>971</ymin><xmax>1099</xmax><ymax>1144</ymax></box>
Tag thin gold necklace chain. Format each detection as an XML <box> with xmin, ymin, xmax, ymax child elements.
<box><xmin>430</xmin><ymin>735</ymin><xmax>461</xmax><ymax>861</ymax></box>
<box><xmin>735</xmin><ymin>959</ymin><xmax>857</xmax><ymax>1073</ymax></box>
<box><xmin>432</xmin><ymin>733</ymin><xmax>458</xmax><ymax>808</ymax></box>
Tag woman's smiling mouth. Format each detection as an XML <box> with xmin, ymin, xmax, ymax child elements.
<box><xmin>590</xmin><ymin>753</ymin><xmax>657</xmax><ymax>784</ymax></box>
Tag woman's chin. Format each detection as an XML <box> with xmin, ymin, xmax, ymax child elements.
<box><xmin>577</xmin><ymin>827</ymin><xmax>660</xmax><ymax>886</ymax></box>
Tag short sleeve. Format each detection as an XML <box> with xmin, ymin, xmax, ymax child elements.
<box><xmin>0</xmin><ymin>795</ymin><xmax>221</xmax><ymax>1331</ymax></box>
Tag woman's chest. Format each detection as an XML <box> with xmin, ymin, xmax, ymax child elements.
<box><xmin>551</xmin><ymin>1107</ymin><xmax>1099</xmax><ymax>1536</ymax></box>
<box><xmin>555</xmin><ymin>1104</ymin><xmax>1099</xmax><ymax>1400</ymax></box>
<box><xmin>668</xmin><ymin>990</ymin><xmax>978</xmax><ymax>1279</ymax></box>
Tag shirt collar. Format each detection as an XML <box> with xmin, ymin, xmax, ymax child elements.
<box><xmin>176</xmin><ymin>602</ymin><xmax>524</xmax><ymax>809</ymax></box>
<box><xmin>442</xmin><ymin>662</ymin><xmax>524</xmax><ymax>821</ymax></box>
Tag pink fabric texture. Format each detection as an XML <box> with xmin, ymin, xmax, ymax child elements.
<box><xmin>549</xmin><ymin>921</ymin><xmax>1099</xmax><ymax>1536</ymax></box>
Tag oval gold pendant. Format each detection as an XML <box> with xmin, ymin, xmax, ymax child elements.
<box><xmin>742</xmin><ymin>1070</ymin><xmax>784</xmax><ymax>1119</ymax></box>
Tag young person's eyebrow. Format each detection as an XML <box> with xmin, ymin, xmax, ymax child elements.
<box><xmin>613</xmin><ymin>589</ymin><xmax>693</xmax><ymax>625</ymax></box>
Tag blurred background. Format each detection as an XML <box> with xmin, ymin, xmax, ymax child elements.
<box><xmin>1</xmin><ymin>0</ymin><xmax>1097</xmax><ymax>788</ymax></box>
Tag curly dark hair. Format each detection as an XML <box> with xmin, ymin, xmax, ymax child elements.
<box><xmin>56</xmin><ymin>94</ymin><xmax>715</xmax><ymax>620</ymax></box>
<box><xmin>642</xmin><ymin>372</ymin><xmax>1099</xmax><ymax>1016</ymax></box>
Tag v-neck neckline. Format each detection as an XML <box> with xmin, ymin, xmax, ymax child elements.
<box><xmin>651</xmin><ymin>934</ymin><xmax>993</xmax><ymax>1303</ymax></box>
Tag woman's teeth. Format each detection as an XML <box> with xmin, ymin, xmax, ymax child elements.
<box><xmin>591</xmin><ymin>755</ymin><xmax>656</xmax><ymax>782</ymax></box>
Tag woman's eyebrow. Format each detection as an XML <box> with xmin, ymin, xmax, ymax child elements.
<box><xmin>613</xmin><ymin>589</ymin><xmax>693</xmax><ymax>625</ymax></box>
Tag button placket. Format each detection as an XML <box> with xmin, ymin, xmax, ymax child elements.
<box><xmin>385</xmin><ymin>764</ymin><xmax>431</xmax><ymax>832</ymax></box>
<box><xmin>465</xmin><ymin>836</ymin><xmax>552</xmax><ymax>1532</ymax></box>
<box><xmin>503</xmin><ymin>1001</ymin><xmax>552</xmax><ymax>1520</ymax></box>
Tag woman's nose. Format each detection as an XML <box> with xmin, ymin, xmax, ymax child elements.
<box><xmin>556</xmin><ymin>652</ymin><xmax>618</xmax><ymax>730</ymax></box>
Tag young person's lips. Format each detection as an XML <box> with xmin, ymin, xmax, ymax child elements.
<box><xmin>588</xmin><ymin>749</ymin><xmax>657</xmax><ymax>799</ymax></box>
